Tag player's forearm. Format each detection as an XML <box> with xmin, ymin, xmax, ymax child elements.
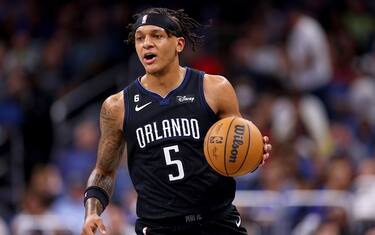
<box><xmin>87</xmin><ymin>168</ymin><xmax>115</xmax><ymax>197</ymax></box>
<box><xmin>84</xmin><ymin>168</ymin><xmax>115</xmax><ymax>216</ymax></box>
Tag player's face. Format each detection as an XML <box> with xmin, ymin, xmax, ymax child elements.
<box><xmin>135</xmin><ymin>25</ymin><xmax>185</xmax><ymax>74</ymax></box>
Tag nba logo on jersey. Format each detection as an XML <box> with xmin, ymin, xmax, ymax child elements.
<box><xmin>142</xmin><ymin>15</ymin><xmax>148</xmax><ymax>24</ymax></box>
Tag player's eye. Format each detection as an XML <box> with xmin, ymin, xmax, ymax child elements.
<box><xmin>136</xmin><ymin>36</ymin><xmax>144</xmax><ymax>41</ymax></box>
<box><xmin>154</xmin><ymin>34</ymin><xmax>162</xmax><ymax>39</ymax></box>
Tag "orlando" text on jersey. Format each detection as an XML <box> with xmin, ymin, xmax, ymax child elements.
<box><xmin>136</xmin><ymin>118</ymin><xmax>200</xmax><ymax>148</ymax></box>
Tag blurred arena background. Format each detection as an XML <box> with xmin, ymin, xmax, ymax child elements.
<box><xmin>0</xmin><ymin>0</ymin><xmax>375</xmax><ymax>234</ymax></box>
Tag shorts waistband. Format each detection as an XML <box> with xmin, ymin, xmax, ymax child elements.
<box><xmin>140</xmin><ymin>204</ymin><xmax>233</xmax><ymax>226</ymax></box>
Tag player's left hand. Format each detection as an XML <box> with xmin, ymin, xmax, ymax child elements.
<box><xmin>261</xmin><ymin>136</ymin><xmax>272</xmax><ymax>166</ymax></box>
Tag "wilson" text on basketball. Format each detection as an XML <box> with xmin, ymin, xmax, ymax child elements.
<box><xmin>229</xmin><ymin>125</ymin><xmax>245</xmax><ymax>163</ymax></box>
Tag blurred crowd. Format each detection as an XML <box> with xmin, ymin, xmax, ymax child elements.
<box><xmin>0</xmin><ymin>0</ymin><xmax>375</xmax><ymax>234</ymax></box>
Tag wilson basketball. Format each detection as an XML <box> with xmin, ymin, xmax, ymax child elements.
<box><xmin>204</xmin><ymin>116</ymin><xmax>264</xmax><ymax>177</ymax></box>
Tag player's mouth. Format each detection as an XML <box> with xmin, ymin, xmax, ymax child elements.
<box><xmin>143</xmin><ymin>53</ymin><xmax>157</xmax><ymax>65</ymax></box>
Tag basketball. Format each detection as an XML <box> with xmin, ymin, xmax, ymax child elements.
<box><xmin>204</xmin><ymin>116</ymin><xmax>264</xmax><ymax>177</ymax></box>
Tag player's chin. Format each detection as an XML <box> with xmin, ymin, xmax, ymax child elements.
<box><xmin>144</xmin><ymin>65</ymin><xmax>160</xmax><ymax>75</ymax></box>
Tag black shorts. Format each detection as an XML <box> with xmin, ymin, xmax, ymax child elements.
<box><xmin>135</xmin><ymin>205</ymin><xmax>248</xmax><ymax>235</ymax></box>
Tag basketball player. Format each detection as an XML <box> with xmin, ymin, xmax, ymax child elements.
<box><xmin>81</xmin><ymin>8</ymin><xmax>271</xmax><ymax>235</ymax></box>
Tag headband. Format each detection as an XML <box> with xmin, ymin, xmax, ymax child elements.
<box><xmin>132</xmin><ymin>13</ymin><xmax>183</xmax><ymax>37</ymax></box>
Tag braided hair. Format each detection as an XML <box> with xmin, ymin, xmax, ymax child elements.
<box><xmin>127</xmin><ymin>8</ymin><xmax>204</xmax><ymax>50</ymax></box>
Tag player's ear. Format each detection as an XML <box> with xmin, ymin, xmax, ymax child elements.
<box><xmin>176</xmin><ymin>37</ymin><xmax>185</xmax><ymax>53</ymax></box>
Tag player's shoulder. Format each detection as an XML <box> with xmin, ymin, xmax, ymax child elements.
<box><xmin>101</xmin><ymin>91</ymin><xmax>125</xmax><ymax>128</ymax></box>
<box><xmin>102</xmin><ymin>91</ymin><xmax>124</xmax><ymax>110</ymax></box>
<box><xmin>202</xmin><ymin>74</ymin><xmax>235</xmax><ymax>114</ymax></box>
<box><xmin>203</xmin><ymin>73</ymin><xmax>232</xmax><ymax>89</ymax></box>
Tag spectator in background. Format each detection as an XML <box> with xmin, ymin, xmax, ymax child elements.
<box><xmin>1</xmin><ymin>67</ymin><xmax>54</xmax><ymax>182</ymax></box>
<box><xmin>35</xmin><ymin>29</ymin><xmax>70</xmax><ymax>97</ymax></box>
<box><xmin>322</xmin><ymin>155</ymin><xmax>354</xmax><ymax>191</ymax></box>
<box><xmin>51</xmin><ymin>173</ymin><xmax>87</xmax><ymax>234</ymax></box>
<box><xmin>11</xmin><ymin>165</ymin><xmax>65</xmax><ymax>234</ymax></box>
<box><xmin>53</xmin><ymin>118</ymin><xmax>98</xmax><ymax>186</ymax></box>
<box><xmin>353</xmin><ymin>159</ymin><xmax>375</xmax><ymax>234</ymax></box>
<box><xmin>231</xmin><ymin>17</ymin><xmax>287</xmax><ymax>91</ymax></box>
<box><xmin>312</xmin><ymin>220</ymin><xmax>342</xmax><ymax>235</ymax></box>
<box><xmin>3</xmin><ymin>30</ymin><xmax>40</xmax><ymax>74</ymax></box>
<box><xmin>348</xmin><ymin>75</ymin><xmax>375</xmax><ymax>159</ymax></box>
<box><xmin>342</xmin><ymin>0</ymin><xmax>375</xmax><ymax>54</ymax></box>
<box><xmin>285</xmin><ymin>2</ymin><xmax>332</xmax><ymax>109</ymax></box>
<box><xmin>276</xmin><ymin>2</ymin><xmax>335</xmax><ymax>160</ymax></box>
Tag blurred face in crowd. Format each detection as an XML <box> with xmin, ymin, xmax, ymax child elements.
<box><xmin>135</xmin><ymin>25</ymin><xmax>185</xmax><ymax>75</ymax></box>
<box><xmin>325</xmin><ymin>158</ymin><xmax>353</xmax><ymax>190</ymax></box>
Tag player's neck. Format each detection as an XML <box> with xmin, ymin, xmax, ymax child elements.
<box><xmin>142</xmin><ymin>64</ymin><xmax>186</xmax><ymax>97</ymax></box>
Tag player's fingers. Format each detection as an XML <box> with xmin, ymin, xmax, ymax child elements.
<box><xmin>98</xmin><ymin>222</ymin><xmax>107</xmax><ymax>234</ymax></box>
<box><xmin>260</xmin><ymin>153</ymin><xmax>270</xmax><ymax>166</ymax></box>
<box><xmin>263</xmin><ymin>153</ymin><xmax>270</xmax><ymax>160</ymax></box>
<box><xmin>263</xmin><ymin>136</ymin><xmax>269</xmax><ymax>143</ymax></box>
<box><xmin>81</xmin><ymin>226</ymin><xmax>96</xmax><ymax>235</ymax></box>
<box><xmin>264</xmin><ymin>143</ymin><xmax>272</xmax><ymax>153</ymax></box>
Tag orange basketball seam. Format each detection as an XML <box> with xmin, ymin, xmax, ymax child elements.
<box><xmin>232</xmin><ymin>120</ymin><xmax>252</xmax><ymax>175</ymax></box>
<box><xmin>206</xmin><ymin>122</ymin><xmax>226</xmax><ymax>176</ymax></box>
<box><xmin>223</xmin><ymin>117</ymin><xmax>236</xmax><ymax>177</ymax></box>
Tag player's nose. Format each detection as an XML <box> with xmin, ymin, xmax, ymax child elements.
<box><xmin>143</xmin><ymin>35</ymin><xmax>153</xmax><ymax>49</ymax></box>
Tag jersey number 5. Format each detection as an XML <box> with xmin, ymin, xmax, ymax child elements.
<box><xmin>163</xmin><ymin>145</ymin><xmax>185</xmax><ymax>181</ymax></box>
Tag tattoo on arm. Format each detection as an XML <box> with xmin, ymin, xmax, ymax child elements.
<box><xmin>85</xmin><ymin>96</ymin><xmax>125</xmax><ymax>216</ymax></box>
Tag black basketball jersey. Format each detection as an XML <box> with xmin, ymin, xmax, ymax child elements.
<box><xmin>123</xmin><ymin>67</ymin><xmax>236</xmax><ymax>219</ymax></box>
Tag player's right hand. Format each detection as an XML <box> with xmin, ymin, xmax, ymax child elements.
<box><xmin>81</xmin><ymin>214</ymin><xmax>107</xmax><ymax>235</ymax></box>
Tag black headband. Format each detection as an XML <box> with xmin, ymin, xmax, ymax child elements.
<box><xmin>132</xmin><ymin>13</ymin><xmax>183</xmax><ymax>37</ymax></box>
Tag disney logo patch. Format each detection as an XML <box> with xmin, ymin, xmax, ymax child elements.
<box><xmin>176</xmin><ymin>95</ymin><xmax>195</xmax><ymax>103</ymax></box>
